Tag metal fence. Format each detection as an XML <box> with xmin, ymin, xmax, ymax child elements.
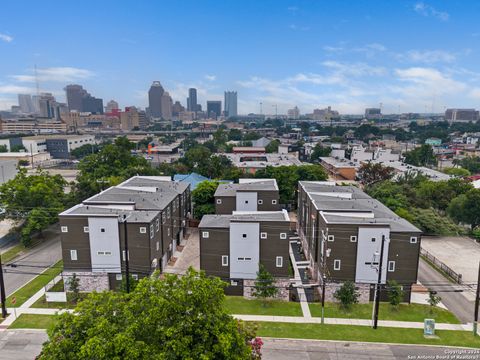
<box><xmin>420</xmin><ymin>248</ymin><xmax>463</xmax><ymax>284</ymax></box>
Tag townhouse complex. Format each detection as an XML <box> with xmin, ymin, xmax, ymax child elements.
<box><xmin>59</xmin><ymin>176</ymin><xmax>191</xmax><ymax>291</ymax></box>
<box><xmin>297</xmin><ymin>181</ymin><xmax>421</xmax><ymax>302</ymax></box>
<box><xmin>200</xmin><ymin>179</ymin><xmax>292</xmax><ymax>298</ymax></box>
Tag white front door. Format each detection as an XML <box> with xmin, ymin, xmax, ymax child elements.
<box><xmin>355</xmin><ymin>227</ymin><xmax>390</xmax><ymax>284</ymax></box>
<box><xmin>230</xmin><ymin>222</ymin><xmax>259</xmax><ymax>279</ymax></box>
<box><xmin>236</xmin><ymin>192</ymin><xmax>257</xmax><ymax>211</ymax></box>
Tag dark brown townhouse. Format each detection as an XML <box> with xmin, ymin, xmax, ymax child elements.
<box><xmin>297</xmin><ymin>181</ymin><xmax>421</xmax><ymax>302</ymax></box>
<box><xmin>214</xmin><ymin>179</ymin><xmax>280</xmax><ymax>214</ymax></box>
<box><xmin>59</xmin><ymin>176</ymin><xmax>191</xmax><ymax>291</ymax></box>
<box><xmin>199</xmin><ymin>210</ymin><xmax>290</xmax><ymax>296</ymax></box>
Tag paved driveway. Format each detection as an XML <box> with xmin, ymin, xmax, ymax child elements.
<box><xmin>164</xmin><ymin>228</ymin><xmax>199</xmax><ymax>274</ymax></box>
<box><xmin>0</xmin><ymin>330</ymin><xmax>48</xmax><ymax>360</ymax></box>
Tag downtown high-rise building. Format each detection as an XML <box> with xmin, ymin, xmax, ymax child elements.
<box><xmin>105</xmin><ymin>100</ymin><xmax>119</xmax><ymax>113</ymax></box>
<box><xmin>148</xmin><ymin>81</ymin><xmax>165</xmax><ymax>119</ymax></box>
<box><xmin>18</xmin><ymin>94</ymin><xmax>35</xmax><ymax>113</ymax></box>
<box><xmin>224</xmin><ymin>91</ymin><xmax>237</xmax><ymax>118</ymax></box>
<box><xmin>64</xmin><ymin>84</ymin><xmax>104</xmax><ymax>114</ymax></box>
<box><xmin>206</xmin><ymin>100</ymin><xmax>222</xmax><ymax>119</ymax></box>
<box><xmin>38</xmin><ymin>93</ymin><xmax>56</xmax><ymax>118</ymax></box>
<box><xmin>187</xmin><ymin>88</ymin><xmax>198</xmax><ymax>112</ymax></box>
<box><xmin>161</xmin><ymin>92</ymin><xmax>173</xmax><ymax>120</ymax></box>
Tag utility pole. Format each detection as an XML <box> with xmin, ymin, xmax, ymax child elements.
<box><xmin>0</xmin><ymin>252</ymin><xmax>7</xmax><ymax>318</ymax></box>
<box><xmin>321</xmin><ymin>229</ymin><xmax>327</xmax><ymax>324</ymax></box>
<box><xmin>373</xmin><ymin>235</ymin><xmax>386</xmax><ymax>329</ymax></box>
<box><xmin>123</xmin><ymin>214</ymin><xmax>130</xmax><ymax>293</ymax></box>
<box><xmin>474</xmin><ymin>261</ymin><xmax>480</xmax><ymax>336</ymax></box>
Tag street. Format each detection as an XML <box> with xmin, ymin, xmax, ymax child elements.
<box><xmin>417</xmin><ymin>258</ymin><xmax>474</xmax><ymax>324</ymax></box>
<box><xmin>2</xmin><ymin>236</ymin><xmax>62</xmax><ymax>297</ymax></box>
<box><xmin>262</xmin><ymin>338</ymin><xmax>480</xmax><ymax>360</ymax></box>
<box><xmin>0</xmin><ymin>330</ymin><xmax>48</xmax><ymax>360</ymax></box>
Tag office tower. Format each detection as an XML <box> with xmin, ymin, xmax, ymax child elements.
<box><xmin>224</xmin><ymin>91</ymin><xmax>238</xmax><ymax>118</ymax></box>
<box><xmin>365</xmin><ymin>108</ymin><xmax>382</xmax><ymax>120</ymax></box>
<box><xmin>31</xmin><ymin>95</ymin><xmax>41</xmax><ymax>114</ymax></box>
<box><xmin>172</xmin><ymin>101</ymin><xmax>185</xmax><ymax>117</ymax></box>
<box><xmin>38</xmin><ymin>93</ymin><xmax>56</xmax><ymax>118</ymax></box>
<box><xmin>105</xmin><ymin>100</ymin><xmax>119</xmax><ymax>113</ymax></box>
<box><xmin>187</xmin><ymin>88</ymin><xmax>197</xmax><ymax>112</ymax></box>
<box><xmin>18</xmin><ymin>94</ymin><xmax>35</xmax><ymax>113</ymax></box>
<box><xmin>445</xmin><ymin>108</ymin><xmax>479</xmax><ymax>122</ymax></box>
<box><xmin>206</xmin><ymin>100</ymin><xmax>222</xmax><ymax>119</ymax></box>
<box><xmin>65</xmin><ymin>84</ymin><xmax>104</xmax><ymax>114</ymax></box>
<box><xmin>160</xmin><ymin>92</ymin><xmax>173</xmax><ymax>120</ymax></box>
<box><xmin>148</xmin><ymin>81</ymin><xmax>164</xmax><ymax>118</ymax></box>
<box><xmin>287</xmin><ymin>106</ymin><xmax>300</xmax><ymax>119</ymax></box>
<box><xmin>65</xmin><ymin>84</ymin><xmax>87</xmax><ymax>111</ymax></box>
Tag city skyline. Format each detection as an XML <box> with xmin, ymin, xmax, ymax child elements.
<box><xmin>1</xmin><ymin>1</ymin><xmax>480</xmax><ymax>114</ymax></box>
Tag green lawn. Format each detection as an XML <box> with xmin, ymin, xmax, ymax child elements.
<box><xmin>256</xmin><ymin>322</ymin><xmax>480</xmax><ymax>348</ymax></box>
<box><xmin>32</xmin><ymin>292</ymin><xmax>87</xmax><ymax>309</ymax></box>
<box><xmin>309</xmin><ymin>302</ymin><xmax>459</xmax><ymax>324</ymax></box>
<box><xmin>225</xmin><ymin>296</ymin><xmax>303</xmax><ymax>316</ymax></box>
<box><xmin>9</xmin><ymin>314</ymin><xmax>57</xmax><ymax>330</ymax></box>
<box><xmin>6</xmin><ymin>260</ymin><xmax>63</xmax><ymax>307</ymax></box>
<box><xmin>1</xmin><ymin>244</ymin><xmax>26</xmax><ymax>263</ymax></box>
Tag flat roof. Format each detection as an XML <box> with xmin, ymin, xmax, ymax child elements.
<box><xmin>215</xmin><ymin>179</ymin><xmax>278</xmax><ymax>197</ymax></box>
<box><xmin>199</xmin><ymin>210</ymin><xmax>290</xmax><ymax>228</ymax></box>
<box><xmin>60</xmin><ymin>204</ymin><xmax>158</xmax><ymax>223</ymax></box>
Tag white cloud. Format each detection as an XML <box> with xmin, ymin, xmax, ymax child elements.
<box><xmin>0</xmin><ymin>98</ymin><xmax>16</xmax><ymax>110</ymax></box>
<box><xmin>321</xmin><ymin>61</ymin><xmax>386</xmax><ymax>77</ymax></box>
<box><xmin>204</xmin><ymin>74</ymin><xmax>216</xmax><ymax>81</ymax></box>
<box><xmin>0</xmin><ymin>33</ymin><xmax>13</xmax><ymax>43</ymax></box>
<box><xmin>287</xmin><ymin>6</ymin><xmax>298</xmax><ymax>12</ymax></box>
<box><xmin>414</xmin><ymin>2</ymin><xmax>449</xmax><ymax>21</ymax></box>
<box><xmin>469</xmin><ymin>88</ymin><xmax>480</xmax><ymax>100</ymax></box>
<box><xmin>397</xmin><ymin>50</ymin><xmax>456</xmax><ymax>63</ymax></box>
<box><xmin>11</xmin><ymin>67</ymin><xmax>94</xmax><ymax>83</ymax></box>
<box><xmin>0</xmin><ymin>84</ymin><xmax>36</xmax><ymax>94</ymax></box>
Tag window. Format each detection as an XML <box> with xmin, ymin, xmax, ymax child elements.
<box><xmin>150</xmin><ymin>225</ymin><xmax>154</xmax><ymax>239</ymax></box>
<box><xmin>280</xmin><ymin>233</ymin><xmax>287</xmax><ymax>239</ymax></box>
<box><xmin>61</xmin><ymin>226</ymin><xmax>68</xmax><ymax>233</ymax></box>
<box><xmin>410</xmin><ymin>236</ymin><xmax>418</xmax><ymax>244</ymax></box>
<box><xmin>333</xmin><ymin>259</ymin><xmax>341</xmax><ymax>271</ymax></box>
<box><xmin>100</xmin><ymin>228</ymin><xmax>106</xmax><ymax>233</ymax></box>
<box><xmin>116</xmin><ymin>274</ymin><xmax>122</xmax><ymax>281</ymax></box>
<box><xmin>167</xmin><ymin>228</ymin><xmax>170</xmax><ymax>236</ymax></box>
<box><xmin>350</xmin><ymin>235</ymin><xmax>357</xmax><ymax>242</ymax></box>
<box><xmin>156</xmin><ymin>241</ymin><xmax>159</xmax><ymax>251</ymax></box>
<box><xmin>156</xmin><ymin>219</ymin><xmax>160</xmax><ymax>231</ymax></box>
<box><xmin>83</xmin><ymin>226</ymin><xmax>89</xmax><ymax>233</ymax></box>
<box><xmin>132</xmin><ymin>274</ymin><xmax>139</xmax><ymax>280</ymax></box>
<box><xmin>162</xmin><ymin>215</ymin><xmax>166</xmax><ymax>224</ymax></box>
<box><xmin>104</xmin><ymin>251</ymin><xmax>112</xmax><ymax>256</ymax></box>
<box><xmin>222</xmin><ymin>255</ymin><xmax>229</xmax><ymax>266</ymax></box>
<box><xmin>327</xmin><ymin>235</ymin><xmax>335</xmax><ymax>242</ymax></box>
<box><xmin>245</xmin><ymin>200</ymin><xmax>249</xmax><ymax>204</ymax></box>
<box><xmin>260</xmin><ymin>232</ymin><xmax>267</xmax><ymax>239</ymax></box>
<box><xmin>216</xmin><ymin>198</ymin><xmax>222</xmax><ymax>204</ymax></box>
<box><xmin>276</xmin><ymin>256</ymin><xmax>283</xmax><ymax>267</ymax></box>
<box><xmin>139</xmin><ymin>227</ymin><xmax>147</xmax><ymax>234</ymax></box>
<box><xmin>242</xmin><ymin>234</ymin><xmax>247</xmax><ymax>238</ymax></box>
<box><xmin>272</xmin><ymin>199</ymin><xmax>277</xmax><ymax>204</ymax></box>
<box><xmin>258</xmin><ymin>199</ymin><xmax>263</xmax><ymax>205</ymax></box>
<box><xmin>70</xmin><ymin>250</ymin><xmax>77</xmax><ymax>261</ymax></box>
<box><xmin>388</xmin><ymin>261</ymin><xmax>395</xmax><ymax>272</ymax></box>
<box><xmin>122</xmin><ymin>250</ymin><xmax>129</xmax><ymax>261</ymax></box>
<box><xmin>202</xmin><ymin>231</ymin><xmax>209</xmax><ymax>238</ymax></box>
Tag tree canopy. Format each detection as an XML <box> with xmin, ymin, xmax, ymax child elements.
<box><xmin>74</xmin><ymin>137</ymin><xmax>159</xmax><ymax>201</ymax></box>
<box><xmin>404</xmin><ymin>145</ymin><xmax>437</xmax><ymax>167</ymax></box>
<box><xmin>39</xmin><ymin>269</ymin><xmax>256</xmax><ymax>360</ymax></box>
<box><xmin>0</xmin><ymin>169</ymin><xmax>71</xmax><ymax>245</ymax></box>
<box><xmin>192</xmin><ymin>180</ymin><xmax>220</xmax><ymax>219</ymax></box>
<box><xmin>357</xmin><ymin>162</ymin><xmax>395</xmax><ymax>186</ymax></box>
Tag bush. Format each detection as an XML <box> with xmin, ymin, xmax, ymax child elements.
<box><xmin>387</xmin><ymin>280</ymin><xmax>404</xmax><ymax>308</ymax></box>
<box><xmin>334</xmin><ymin>281</ymin><xmax>359</xmax><ymax>310</ymax></box>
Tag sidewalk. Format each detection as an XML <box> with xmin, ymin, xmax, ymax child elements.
<box><xmin>232</xmin><ymin>314</ymin><xmax>475</xmax><ymax>332</ymax></box>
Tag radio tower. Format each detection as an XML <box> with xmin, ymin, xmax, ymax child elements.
<box><xmin>34</xmin><ymin>64</ymin><xmax>40</xmax><ymax>95</ymax></box>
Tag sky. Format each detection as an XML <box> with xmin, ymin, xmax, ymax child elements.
<box><xmin>1</xmin><ymin>0</ymin><xmax>480</xmax><ymax>115</ymax></box>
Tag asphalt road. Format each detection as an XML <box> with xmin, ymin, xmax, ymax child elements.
<box><xmin>0</xmin><ymin>330</ymin><xmax>48</xmax><ymax>360</ymax></box>
<box><xmin>417</xmin><ymin>258</ymin><xmax>475</xmax><ymax>324</ymax></box>
<box><xmin>263</xmin><ymin>338</ymin><xmax>480</xmax><ymax>360</ymax></box>
<box><xmin>2</xmin><ymin>236</ymin><xmax>62</xmax><ymax>297</ymax></box>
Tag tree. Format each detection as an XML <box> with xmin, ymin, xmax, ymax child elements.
<box><xmin>387</xmin><ymin>280</ymin><xmax>404</xmax><ymax>309</ymax></box>
<box><xmin>310</xmin><ymin>144</ymin><xmax>332</xmax><ymax>162</ymax></box>
<box><xmin>253</xmin><ymin>264</ymin><xmax>278</xmax><ymax>304</ymax></box>
<box><xmin>71</xmin><ymin>144</ymin><xmax>101</xmax><ymax>159</ymax></box>
<box><xmin>0</xmin><ymin>145</ymin><xmax>7</xmax><ymax>152</ymax></box>
<box><xmin>447</xmin><ymin>189</ymin><xmax>480</xmax><ymax>229</ymax></box>
<box><xmin>456</xmin><ymin>156</ymin><xmax>480</xmax><ymax>174</ymax></box>
<box><xmin>443</xmin><ymin>167</ymin><xmax>470</xmax><ymax>177</ymax></box>
<box><xmin>192</xmin><ymin>180</ymin><xmax>219</xmax><ymax>219</ymax></box>
<box><xmin>427</xmin><ymin>291</ymin><xmax>441</xmax><ymax>314</ymax></box>
<box><xmin>74</xmin><ymin>137</ymin><xmax>159</xmax><ymax>201</ymax></box>
<box><xmin>39</xmin><ymin>269</ymin><xmax>256</xmax><ymax>359</ymax></box>
<box><xmin>119</xmin><ymin>274</ymin><xmax>139</xmax><ymax>293</ymax></box>
<box><xmin>357</xmin><ymin>162</ymin><xmax>395</xmax><ymax>186</ymax></box>
<box><xmin>265</xmin><ymin>139</ymin><xmax>280</xmax><ymax>153</ymax></box>
<box><xmin>68</xmin><ymin>273</ymin><xmax>81</xmax><ymax>303</ymax></box>
<box><xmin>0</xmin><ymin>169</ymin><xmax>70</xmax><ymax>246</ymax></box>
<box><xmin>334</xmin><ymin>281</ymin><xmax>359</xmax><ymax>310</ymax></box>
<box><xmin>404</xmin><ymin>145</ymin><xmax>437</xmax><ymax>167</ymax></box>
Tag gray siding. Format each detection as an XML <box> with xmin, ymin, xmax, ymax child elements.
<box><xmin>199</xmin><ymin>227</ymin><xmax>230</xmax><ymax>279</ymax></box>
